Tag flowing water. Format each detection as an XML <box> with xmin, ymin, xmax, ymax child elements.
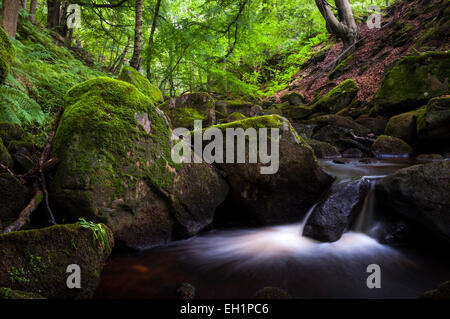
<box><xmin>95</xmin><ymin>158</ymin><xmax>450</xmax><ymax>299</ymax></box>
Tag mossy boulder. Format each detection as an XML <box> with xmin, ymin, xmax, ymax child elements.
<box><xmin>50</xmin><ymin>78</ymin><xmax>228</xmax><ymax>249</ymax></box>
<box><xmin>118</xmin><ymin>66</ymin><xmax>163</xmax><ymax>104</ymax></box>
<box><xmin>371</xmin><ymin>135</ymin><xmax>413</xmax><ymax>158</ymax></box>
<box><xmin>372</xmin><ymin>52</ymin><xmax>450</xmax><ymax>117</ymax></box>
<box><xmin>0</xmin><ymin>26</ymin><xmax>16</xmax><ymax>84</ymax></box>
<box><xmin>226</xmin><ymin>112</ymin><xmax>247</xmax><ymax>122</ymax></box>
<box><xmin>308</xmin><ymin>114</ymin><xmax>371</xmax><ymax>136</ymax></box>
<box><xmin>0</xmin><ymin>137</ymin><xmax>13</xmax><ymax>168</ymax></box>
<box><xmin>355</xmin><ymin>116</ymin><xmax>388</xmax><ymax>135</ymax></box>
<box><xmin>160</xmin><ymin>92</ymin><xmax>216</xmax><ymax>130</ymax></box>
<box><xmin>385</xmin><ymin>111</ymin><xmax>418</xmax><ymax>144</ymax></box>
<box><xmin>305</xmin><ymin>138</ymin><xmax>340</xmax><ymax>159</ymax></box>
<box><xmin>0</xmin><ymin>173</ymin><xmax>32</xmax><ymax>224</ymax></box>
<box><xmin>280</xmin><ymin>91</ymin><xmax>305</xmax><ymax>106</ymax></box>
<box><xmin>215</xmin><ymin>100</ymin><xmax>262</xmax><ymax>119</ymax></box>
<box><xmin>329</xmin><ymin>54</ymin><xmax>353</xmax><ymax>80</ymax></box>
<box><xmin>290</xmin><ymin>105</ymin><xmax>313</xmax><ymax>120</ymax></box>
<box><xmin>376</xmin><ymin>161</ymin><xmax>450</xmax><ymax>242</ymax></box>
<box><xmin>0</xmin><ymin>223</ymin><xmax>114</xmax><ymax>299</ymax></box>
<box><xmin>0</xmin><ymin>122</ymin><xmax>29</xmax><ymax>146</ymax></box>
<box><xmin>417</xmin><ymin>95</ymin><xmax>450</xmax><ymax>141</ymax></box>
<box><xmin>210</xmin><ymin>115</ymin><xmax>334</xmax><ymax>225</ymax></box>
<box><xmin>311</xmin><ymin>79</ymin><xmax>359</xmax><ymax>114</ymax></box>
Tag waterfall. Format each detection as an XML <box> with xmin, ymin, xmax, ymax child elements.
<box><xmin>353</xmin><ymin>178</ymin><xmax>379</xmax><ymax>234</ymax></box>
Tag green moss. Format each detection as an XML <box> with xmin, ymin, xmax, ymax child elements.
<box><xmin>372</xmin><ymin>52</ymin><xmax>450</xmax><ymax>116</ymax></box>
<box><xmin>0</xmin><ymin>137</ymin><xmax>13</xmax><ymax>168</ymax></box>
<box><xmin>329</xmin><ymin>54</ymin><xmax>354</xmax><ymax>80</ymax></box>
<box><xmin>0</xmin><ymin>287</ymin><xmax>45</xmax><ymax>299</ymax></box>
<box><xmin>312</xmin><ymin>79</ymin><xmax>359</xmax><ymax>114</ymax></box>
<box><xmin>417</xmin><ymin>95</ymin><xmax>450</xmax><ymax>139</ymax></box>
<box><xmin>0</xmin><ymin>26</ymin><xmax>16</xmax><ymax>84</ymax></box>
<box><xmin>161</xmin><ymin>105</ymin><xmax>206</xmax><ymax>129</ymax></box>
<box><xmin>118</xmin><ymin>66</ymin><xmax>163</xmax><ymax>104</ymax></box>
<box><xmin>226</xmin><ymin>112</ymin><xmax>247</xmax><ymax>122</ymax></box>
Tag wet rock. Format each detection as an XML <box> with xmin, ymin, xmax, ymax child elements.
<box><xmin>306</xmin><ymin>138</ymin><xmax>340</xmax><ymax>159</ymax></box>
<box><xmin>342</xmin><ymin>148</ymin><xmax>363</xmax><ymax>158</ymax></box>
<box><xmin>355</xmin><ymin>116</ymin><xmax>388</xmax><ymax>135</ymax></box>
<box><xmin>417</xmin><ymin>154</ymin><xmax>444</xmax><ymax>161</ymax></box>
<box><xmin>371</xmin><ymin>135</ymin><xmax>413</xmax><ymax>158</ymax></box>
<box><xmin>376</xmin><ymin>161</ymin><xmax>450</xmax><ymax>242</ymax></box>
<box><xmin>292</xmin><ymin>123</ymin><xmax>316</xmax><ymax>139</ymax></box>
<box><xmin>417</xmin><ymin>95</ymin><xmax>450</xmax><ymax>141</ymax></box>
<box><xmin>254</xmin><ymin>287</ymin><xmax>291</xmax><ymax>299</ymax></box>
<box><xmin>0</xmin><ymin>223</ymin><xmax>114</xmax><ymax>299</ymax></box>
<box><xmin>308</xmin><ymin>114</ymin><xmax>371</xmax><ymax>136</ymax></box>
<box><xmin>385</xmin><ymin>111</ymin><xmax>418</xmax><ymax>144</ymax></box>
<box><xmin>303</xmin><ymin>179</ymin><xmax>370</xmax><ymax>242</ymax></box>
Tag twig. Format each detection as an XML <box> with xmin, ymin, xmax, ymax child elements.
<box><xmin>0</xmin><ymin>162</ymin><xmax>24</xmax><ymax>184</ymax></box>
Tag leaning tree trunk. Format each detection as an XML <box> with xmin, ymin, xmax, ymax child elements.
<box><xmin>130</xmin><ymin>0</ymin><xmax>143</xmax><ymax>70</ymax></box>
<box><xmin>315</xmin><ymin>0</ymin><xmax>359</xmax><ymax>49</ymax></box>
<box><xmin>0</xmin><ymin>0</ymin><xmax>21</xmax><ymax>38</ymax></box>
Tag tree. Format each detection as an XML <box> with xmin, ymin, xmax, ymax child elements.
<box><xmin>0</xmin><ymin>0</ymin><xmax>21</xmax><ymax>38</ymax></box>
<box><xmin>130</xmin><ymin>0</ymin><xmax>143</xmax><ymax>70</ymax></box>
<box><xmin>314</xmin><ymin>0</ymin><xmax>359</xmax><ymax>49</ymax></box>
<box><xmin>47</xmin><ymin>0</ymin><xmax>62</xmax><ymax>33</ymax></box>
<box><xmin>145</xmin><ymin>0</ymin><xmax>162</xmax><ymax>80</ymax></box>
<box><xmin>30</xmin><ymin>0</ymin><xmax>38</xmax><ymax>23</ymax></box>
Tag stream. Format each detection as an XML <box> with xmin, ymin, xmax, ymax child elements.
<box><xmin>95</xmin><ymin>158</ymin><xmax>450</xmax><ymax>299</ymax></box>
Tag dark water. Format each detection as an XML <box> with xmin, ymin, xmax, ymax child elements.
<box><xmin>95</xmin><ymin>158</ymin><xmax>450</xmax><ymax>299</ymax></box>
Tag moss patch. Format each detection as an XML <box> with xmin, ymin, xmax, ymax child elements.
<box><xmin>0</xmin><ymin>26</ymin><xmax>16</xmax><ymax>84</ymax></box>
<box><xmin>311</xmin><ymin>79</ymin><xmax>359</xmax><ymax>114</ymax></box>
<box><xmin>118</xmin><ymin>66</ymin><xmax>163</xmax><ymax>104</ymax></box>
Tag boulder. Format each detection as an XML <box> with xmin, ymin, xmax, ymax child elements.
<box><xmin>371</xmin><ymin>135</ymin><xmax>413</xmax><ymax>158</ymax></box>
<box><xmin>303</xmin><ymin>179</ymin><xmax>370</xmax><ymax>242</ymax></box>
<box><xmin>305</xmin><ymin>138</ymin><xmax>340</xmax><ymax>159</ymax></box>
<box><xmin>225</xmin><ymin>112</ymin><xmax>247</xmax><ymax>123</ymax></box>
<box><xmin>417</xmin><ymin>95</ymin><xmax>450</xmax><ymax>141</ymax></box>
<box><xmin>0</xmin><ymin>173</ymin><xmax>32</xmax><ymax>223</ymax></box>
<box><xmin>50</xmin><ymin>78</ymin><xmax>228</xmax><ymax>249</ymax></box>
<box><xmin>308</xmin><ymin>114</ymin><xmax>371</xmax><ymax>136</ymax></box>
<box><xmin>0</xmin><ymin>26</ymin><xmax>15</xmax><ymax>84</ymax></box>
<box><xmin>0</xmin><ymin>223</ymin><xmax>114</xmax><ymax>299</ymax></box>
<box><xmin>355</xmin><ymin>116</ymin><xmax>388</xmax><ymax>135</ymax></box>
<box><xmin>290</xmin><ymin>105</ymin><xmax>313</xmax><ymax>120</ymax></box>
<box><xmin>311</xmin><ymin>79</ymin><xmax>359</xmax><ymax>114</ymax></box>
<box><xmin>384</xmin><ymin>111</ymin><xmax>418</xmax><ymax>144</ymax></box>
<box><xmin>280</xmin><ymin>91</ymin><xmax>305</xmax><ymax>106</ymax></box>
<box><xmin>372</xmin><ymin>52</ymin><xmax>450</xmax><ymax>117</ymax></box>
<box><xmin>118</xmin><ymin>66</ymin><xmax>163</xmax><ymax>104</ymax></box>
<box><xmin>376</xmin><ymin>161</ymin><xmax>450</xmax><ymax>241</ymax></box>
<box><xmin>342</xmin><ymin>148</ymin><xmax>364</xmax><ymax>158</ymax></box>
<box><xmin>160</xmin><ymin>92</ymin><xmax>215</xmax><ymax>130</ymax></box>
<box><xmin>211</xmin><ymin>115</ymin><xmax>334</xmax><ymax>225</ymax></box>
<box><xmin>215</xmin><ymin>100</ymin><xmax>262</xmax><ymax>119</ymax></box>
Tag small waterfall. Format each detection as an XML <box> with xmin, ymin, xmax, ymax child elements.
<box><xmin>353</xmin><ymin>178</ymin><xmax>379</xmax><ymax>233</ymax></box>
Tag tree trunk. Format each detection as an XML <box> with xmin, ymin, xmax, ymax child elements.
<box><xmin>22</xmin><ymin>0</ymin><xmax>28</xmax><ymax>10</ymax></box>
<box><xmin>315</xmin><ymin>0</ymin><xmax>359</xmax><ymax>49</ymax></box>
<box><xmin>30</xmin><ymin>0</ymin><xmax>38</xmax><ymax>23</ymax></box>
<box><xmin>47</xmin><ymin>0</ymin><xmax>61</xmax><ymax>32</ymax></box>
<box><xmin>0</xmin><ymin>0</ymin><xmax>21</xmax><ymax>38</ymax></box>
<box><xmin>130</xmin><ymin>0</ymin><xmax>143</xmax><ymax>70</ymax></box>
<box><xmin>146</xmin><ymin>0</ymin><xmax>162</xmax><ymax>80</ymax></box>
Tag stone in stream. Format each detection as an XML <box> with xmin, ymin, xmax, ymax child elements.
<box><xmin>371</xmin><ymin>135</ymin><xmax>413</xmax><ymax>158</ymax></box>
<box><xmin>50</xmin><ymin>77</ymin><xmax>228</xmax><ymax>249</ymax></box>
<box><xmin>0</xmin><ymin>223</ymin><xmax>114</xmax><ymax>299</ymax></box>
<box><xmin>303</xmin><ymin>179</ymin><xmax>370</xmax><ymax>242</ymax></box>
<box><xmin>376</xmin><ymin>161</ymin><xmax>450</xmax><ymax>242</ymax></box>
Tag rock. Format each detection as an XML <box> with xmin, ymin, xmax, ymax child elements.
<box><xmin>355</xmin><ymin>116</ymin><xmax>388</xmax><ymax>135</ymax></box>
<box><xmin>0</xmin><ymin>26</ymin><xmax>15</xmax><ymax>84</ymax></box>
<box><xmin>160</xmin><ymin>92</ymin><xmax>216</xmax><ymax>130</ymax></box>
<box><xmin>371</xmin><ymin>135</ymin><xmax>413</xmax><ymax>158</ymax></box>
<box><xmin>0</xmin><ymin>137</ymin><xmax>12</xmax><ymax>168</ymax></box>
<box><xmin>225</xmin><ymin>112</ymin><xmax>247</xmax><ymax>122</ymax></box>
<box><xmin>50</xmin><ymin>78</ymin><xmax>228</xmax><ymax>249</ymax></box>
<box><xmin>342</xmin><ymin>148</ymin><xmax>363</xmax><ymax>158</ymax></box>
<box><xmin>417</xmin><ymin>95</ymin><xmax>450</xmax><ymax>141</ymax></box>
<box><xmin>311</xmin><ymin>79</ymin><xmax>359</xmax><ymax>114</ymax></box>
<box><xmin>329</xmin><ymin>54</ymin><xmax>353</xmax><ymax>80</ymax></box>
<box><xmin>292</xmin><ymin>123</ymin><xmax>316</xmax><ymax>139</ymax></box>
<box><xmin>312</xmin><ymin>125</ymin><xmax>349</xmax><ymax>147</ymax></box>
<box><xmin>376</xmin><ymin>161</ymin><xmax>450</xmax><ymax>241</ymax></box>
<box><xmin>280</xmin><ymin>91</ymin><xmax>305</xmax><ymax>106</ymax></box>
<box><xmin>215</xmin><ymin>100</ymin><xmax>263</xmax><ymax>119</ymax></box>
<box><xmin>0</xmin><ymin>122</ymin><xmax>29</xmax><ymax>146</ymax></box>
<box><xmin>308</xmin><ymin>114</ymin><xmax>371</xmax><ymax>136</ymax></box>
<box><xmin>371</xmin><ymin>52</ymin><xmax>450</xmax><ymax>117</ymax></box>
<box><xmin>0</xmin><ymin>223</ymin><xmax>114</xmax><ymax>299</ymax></box>
<box><xmin>0</xmin><ymin>287</ymin><xmax>45</xmax><ymax>299</ymax></box>
<box><xmin>384</xmin><ymin>111</ymin><xmax>418</xmax><ymax>144</ymax></box>
<box><xmin>306</xmin><ymin>138</ymin><xmax>340</xmax><ymax>159</ymax></box>
<box><xmin>212</xmin><ymin>115</ymin><xmax>334</xmax><ymax>225</ymax></box>
<box><xmin>290</xmin><ymin>105</ymin><xmax>313</xmax><ymax>120</ymax></box>
<box><xmin>118</xmin><ymin>66</ymin><xmax>163</xmax><ymax>104</ymax></box>
<box><xmin>0</xmin><ymin>173</ymin><xmax>32</xmax><ymax>223</ymax></box>
<box><xmin>423</xmin><ymin>281</ymin><xmax>450</xmax><ymax>299</ymax></box>
<box><xmin>176</xmin><ymin>283</ymin><xmax>195</xmax><ymax>299</ymax></box>
<box><xmin>254</xmin><ymin>287</ymin><xmax>291</xmax><ymax>299</ymax></box>
<box><xmin>303</xmin><ymin>179</ymin><xmax>370</xmax><ymax>242</ymax></box>
<box><xmin>417</xmin><ymin>154</ymin><xmax>444</xmax><ymax>161</ymax></box>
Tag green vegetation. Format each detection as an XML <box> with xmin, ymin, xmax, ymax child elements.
<box><xmin>78</xmin><ymin>218</ymin><xmax>111</xmax><ymax>253</ymax></box>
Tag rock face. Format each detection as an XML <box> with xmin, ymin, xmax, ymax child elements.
<box><xmin>159</xmin><ymin>92</ymin><xmax>216</xmax><ymax>130</ymax></box>
<box><xmin>118</xmin><ymin>66</ymin><xmax>163</xmax><ymax>104</ymax></box>
<box><xmin>311</xmin><ymin>79</ymin><xmax>359</xmax><ymax>114</ymax></box>
<box><xmin>384</xmin><ymin>111</ymin><xmax>418</xmax><ymax>144</ymax></box>
<box><xmin>417</xmin><ymin>95</ymin><xmax>450</xmax><ymax>141</ymax></box>
<box><xmin>372</xmin><ymin>52</ymin><xmax>450</xmax><ymax>117</ymax></box>
<box><xmin>0</xmin><ymin>224</ymin><xmax>114</xmax><ymax>299</ymax></box>
<box><xmin>211</xmin><ymin>115</ymin><xmax>334</xmax><ymax>225</ymax></box>
<box><xmin>371</xmin><ymin>135</ymin><xmax>413</xmax><ymax>157</ymax></box>
<box><xmin>376</xmin><ymin>161</ymin><xmax>450</xmax><ymax>241</ymax></box>
<box><xmin>0</xmin><ymin>26</ymin><xmax>15</xmax><ymax>84</ymax></box>
<box><xmin>303</xmin><ymin>179</ymin><xmax>370</xmax><ymax>242</ymax></box>
<box><xmin>50</xmin><ymin>78</ymin><xmax>228</xmax><ymax>249</ymax></box>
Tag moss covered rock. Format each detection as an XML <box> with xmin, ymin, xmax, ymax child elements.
<box><xmin>0</xmin><ymin>173</ymin><xmax>32</xmax><ymax>223</ymax></box>
<box><xmin>280</xmin><ymin>91</ymin><xmax>305</xmax><ymax>106</ymax></box>
<box><xmin>308</xmin><ymin>114</ymin><xmax>371</xmax><ymax>136</ymax></box>
<box><xmin>0</xmin><ymin>223</ymin><xmax>114</xmax><ymax>299</ymax></box>
<box><xmin>50</xmin><ymin>77</ymin><xmax>228</xmax><ymax>249</ymax></box>
<box><xmin>226</xmin><ymin>112</ymin><xmax>247</xmax><ymax>122</ymax></box>
<box><xmin>355</xmin><ymin>116</ymin><xmax>388</xmax><ymax>135</ymax></box>
<box><xmin>371</xmin><ymin>135</ymin><xmax>413</xmax><ymax>158</ymax></box>
<box><xmin>329</xmin><ymin>54</ymin><xmax>353</xmax><ymax>80</ymax></box>
<box><xmin>0</xmin><ymin>26</ymin><xmax>16</xmax><ymax>84</ymax></box>
<box><xmin>311</xmin><ymin>79</ymin><xmax>359</xmax><ymax>114</ymax></box>
<box><xmin>376</xmin><ymin>161</ymin><xmax>450</xmax><ymax>242</ymax></box>
<box><xmin>118</xmin><ymin>66</ymin><xmax>163</xmax><ymax>104</ymax></box>
<box><xmin>305</xmin><ymin>138</ymin><xmax>340</xmax><ymax>159</ymax></box>
<box><xmin>290</xmin><ymin>105</ymin><xmax>313</xmax><ymax>120</ymax></box>
<box><xmin>0</xmin><ymin>137</ymin><xmax>13</xmax><ymax>168</ymax></box>
<box><xmin>372</xmin><ymin>52</ymin><xmax>450</xmax><ymax>117</ymax></box>
<box><xmin>210</xmin><ymin>115</ymin><xmax>334</xmax><ymax>225</ymax></box>
<box><xmin>215</xmin><ymin>100</ymin><xmax>263</xmax><ymax>119</ymax></box>
<box><xmin>0</xmin><ymin>122</ymin><xmax>29</xmax><ymax>146</ymax></box>
<box><xmin>417</xmin><ymin>95</ymin><xmax>450</xmax><ymax>141</ymax></box>
<box><xmin>385</xmin><ymin>111</ymin><xmax>418</xmax><ymax>144</ymax></box>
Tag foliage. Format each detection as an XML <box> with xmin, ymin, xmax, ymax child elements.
<box><xmin>77</xmin><ymin>218</ymin><xmax>110</xmax><ymax>253</ymax></box>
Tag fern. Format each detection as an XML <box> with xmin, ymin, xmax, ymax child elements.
<box><xmin>77</xmin><ymin>218</ymin><xmax>111</xmax><ymax>253</ymax></box>
<box><xmin>0</xmin><ymin>86</ymin><xmax>46</xmax><ymax>125</ymax></box>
